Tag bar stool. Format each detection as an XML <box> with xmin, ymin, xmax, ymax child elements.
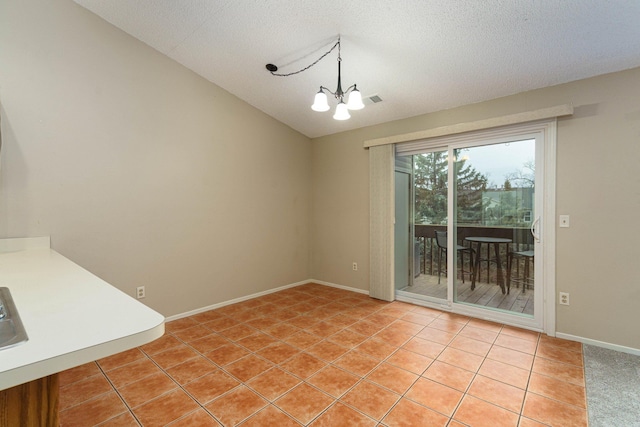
<box><xmin>434</xmin><ymin>231</ymin><xmax>476</xmax><ymax>286</ymax></box>
<box><xmin>506</xmin><ymin>250</ymin><xmax>534</xmax><ymax>294</ymax></box>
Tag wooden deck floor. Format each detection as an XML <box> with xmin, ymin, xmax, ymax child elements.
<box><xmin>399</xmin><ymin>273</ymin><xmax>534</xmax><ymax>315</ymax></box>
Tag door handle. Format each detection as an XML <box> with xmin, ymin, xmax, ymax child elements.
<box><xmin>530</xmin><ymin>216</ymin><xmax>541</xmax><ymax>243</ymax></box>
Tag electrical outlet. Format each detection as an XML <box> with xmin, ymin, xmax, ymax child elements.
<box><xmin>136</xmin><ymin>286</ymin><xmax>146</xmax><ymax>299</ymax></box>
<box><xmin>559</xmin><ymin>292</ymin><xmax>570</xmax><ymax>305</ymax></box>
<box><xmin>352</xmin><ymin>262</ymin><xmax>358</xmax><ymax>271</ymax></box>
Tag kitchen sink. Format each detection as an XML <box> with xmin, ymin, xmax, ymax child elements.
<box><xmin>0</xmin><ymin>287</ymin><xmax>28</xmax><ymax>350</ymax></box>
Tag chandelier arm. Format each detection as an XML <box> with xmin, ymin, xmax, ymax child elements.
<box><xmin>319</xmin><ymin>86</ymin><xmax>336</xmax><ymax>96</ymax></box>
<box><xmin>268</xmin><ymin>39</ymin><xmax>340</xmax><ymax>77</ymax></box>
<box><xmin>321</xmin><ymin>88</ymin><xmax>345</xmax><ymax>100</ymax></box>
<box><xmin>343</xmin><ymin>84</ymin><xmax>357</xmax><ymax>94</ymax></box>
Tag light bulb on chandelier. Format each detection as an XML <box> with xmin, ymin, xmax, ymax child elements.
<box><xmin>266</xmin><ymin>36</ymin><xmax>364</xmax><ymax>121</ymax></box>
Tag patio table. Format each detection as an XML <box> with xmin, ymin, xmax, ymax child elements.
<box><xmin>465</xmin><ymin>236</ymin><xmax>512</xmax><ymax>294</ymax></box>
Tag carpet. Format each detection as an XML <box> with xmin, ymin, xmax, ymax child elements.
<box><xmin>583</xmin><ymin>344</ymin><xmax>640</xmax><ymax>426</ymax></box>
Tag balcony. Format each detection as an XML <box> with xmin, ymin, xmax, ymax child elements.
<box><xmin>403</xmin><ymin>224</ymin><xmax>534</xmax><ymax>315</ymax></box>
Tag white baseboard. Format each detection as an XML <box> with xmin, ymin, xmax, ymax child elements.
<box><xmin>308</xmin><ymin>279</ymin><xmax>369</xmax><ymax>295</ymax></box>
<box><xmin>164</xmin><ymin>279</ymin><xmax>310</xmax><ymax>322</ymax></box>
<box><xmin>164</xmin><ymin>279</ymin><xmax>369</xmax><ymax>323</ymax></box>
<box><xmin>556</xmin><ymin>332</ymin><xmax>640</xmax><ymax>356</ymax></box>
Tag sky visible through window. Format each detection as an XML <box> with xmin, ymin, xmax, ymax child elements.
<box><xmin>461</xmin><ymin>139</ymin><xmax>535</xmax><ymax>188</ymax></box>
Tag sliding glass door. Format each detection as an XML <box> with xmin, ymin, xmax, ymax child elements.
<box><xmin>395</xmin><ymin>125</ymin><xmax>545</xmax><ymax>329</ymax></box>
<box><xmin>408</xmin><ymin>149</ymin><xmax>450</xmax><ymax>301</ymax></box>
<box><xmin>452</xmin><ymin>140</ymin><xmax>537</xmax><ymax>317</ymax></box>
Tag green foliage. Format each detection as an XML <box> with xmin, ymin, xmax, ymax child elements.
<box><xmin>454</xmin><ymin>149</ymin><xmax>489</xmax><ymax>224</ymax></box>
<box><xmin>413</xmin><ymin>151</ymin><xmax>488</xmax><ymax>225</ymax></box>
<box><xmin>413</xmin><ymin>151</ymin><xmax>534</xmax><ymax>227</ymax></box>
<box><xmin>413</xmin><ymin>151</ymin><xmax>448</xmax><ymax>224</ymax></box>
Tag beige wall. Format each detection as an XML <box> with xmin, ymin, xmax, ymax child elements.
<box><xmin>311</xmin><ymin>68</ymin><xmax>640</xmax><ymax>350</ymax></box>
<box><xmin>0</xmin><ymin>0</ymin><xmax>312</xmax><ymax>317</ymax></box>
<box><xmin>1</xmin><ymin>0</ymin><xmax>639</xmax><ymax>351</ymax></box>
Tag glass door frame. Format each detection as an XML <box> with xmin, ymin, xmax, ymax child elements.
<box><xmin>448</xmin><ymin>132</ymin><xmax>543</xmax><ymax>330</ymax></box>
<box><xmin>395</xmin><ymin>146</ymin><xmax>453</xmax><ymax>309</ymax></box>
<box><xmin>395</xmin><ymin>120</ymin><xmax>557</xmax><ymax>333</ymax></box>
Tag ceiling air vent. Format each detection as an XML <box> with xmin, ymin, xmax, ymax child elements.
<box><xmin>363</xmin><ymin>94</ymin><xmax>383</xmax><ymax>106</ymax></box>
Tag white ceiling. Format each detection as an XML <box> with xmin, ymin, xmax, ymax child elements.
<box><xmin>73</xmin><ymin>0</ymin><xmax>640</xmax><ymax>138</ymax></box>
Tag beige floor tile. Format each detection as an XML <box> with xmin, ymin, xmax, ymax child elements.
<box><xmin>132</xmin><ymin>389</ymin><xmax>199</xmax><ymax>426</ymax></box>
<box><xmin>224</xmin><ymin>354</ymin><xmax>273</xmax><ymax>382</ymax></box>
<box><xmin>97</xmin><ymin>348</ymin><xmax>146</xmax><ymax>372</ymax></box>
<box><xmin>305</xmin><ymin>340</ymin><xmax>349</xmax><ymax>362</ymax></box>
<box><xmin>403</xmin><ymin>336</ymin><xmax>446</xmax><ymax>358</ymax></box>
<box><xmin>386</xmin><ymin>348</ymin><xmax>433</xmax><ymax>375</ymax></box>
<box><xmin>423</xmin><ymin>360</ymin><xmax>475</xmax><ymax>392</ymax></box>
<box><xmin>240</xmin><ymin>405</ymin><xmax>300</xmax><ymax>427</ymax></box>
<box><xmin>527</xmin><ymin>372</ymin><xmax>587</xmax><ymax>408</ymax></box>
<box><xmin>166</xmin><ymin>409</ymin><xmax>221</xmax><ymax>426</ymax></box>
<box><xmin>59</xmin><ymin>362</ymin><xmax>101</xmax><ymax>387</ymax></box>
<box><xmin>246</xmin><ymin>367</ymin><xmax>301</xmax><ymax>401</ymax></box>
<box><xmin>275</xmin><ymin>383</ymin><xmax>334</xmax><ymax>424</ymax></box>
<box><xmin>334</xmin><ymin>350</ymin><xmax>381</xmax><ymax>377</ymax></box>
<box><xmin>454</xmin><ymin>395</ymin><xmax>519</xmax><ymax>427</ymax></box>
<box><xmin>405</xmin><ymin>377</ymin><xmax>463</xmax><ymax>416</ymax></box>
<box><xmin>184</xmin><ymin>369</ymin><xmax>240</xmax><ymax>404</ymax></box>
<box><xmin>205</xmin><ymin>343</ymin><xmax>250</xmax><ymax>365</ymax></box>
<box><xmin>522</xmin><ymin>392</ymin><xmax>588</xmax><ymax>426</ymax></box>
<box><xmin>340</xmin><ymin>380</ymin><xmax>400</xmax><ymax>421</ymax></box>
<box><xmin>436</xmin><ymin>347</ymin><xmax>484</xmax><ymax>372</ymax></box>
<box><xmin>104</xmin><ymin>357</ymin><xmax>163</xmax><ymax>389</ymax></box>
<box><xmin>117</xmin><ymin>372</ymin><xmax>177</xmax><ymax>408</ymax></box>
<box><xmin>467</xmin><ymin>375</ymin><xmax>525</xmax><ymax>413</ymax></box>
<box><xmin>487</xmin><ymin>345</ymin><xmax>535</xmax><ymax>370</ymax></box>
<box><xmin>205</xmin><ymin>386</ymin><xmax>268</xmax><ymax>426</ymax></box>
<box><xmin>189</xmin><ymin>333</ymin><xmax>231</xmax><ymax>353</ymax></box>
<box><xmin>532</xmin><ymin>356</ymin><xmax>585</xmax><ymax>386</ymax></box>
<box><xmin>366</xmin><ymin>363</ymin><xmax>418</xmax><ymax>394</ymax></box>
<box><xmin>383</xmin><ymin>397</ymin><xmax>449</xmax><ymax>427</ymax></box>
<box><xmin>279</xmin><ymin>352</ymin><xmax>327</xmax><ymax>379</ymax></box>
<box><xmin>309</xmin><ymin>402</ymin><xmax>376</xmax><ymax>426</ymax></box>
<box><xmin>59</xmin><ymin>374</ymin><xmax>113</xmax><ymax>411</ymax></box>
<box><xmin>308</xmin><ymin>365</ymin><xmax>360</xmax><ymax>397</ymax></box>
<box><xmin>166</xmin><ymin>356</ymin><xmax>217</xmax><ymax>385</ymax></box>
<box><xmin>59</xmin><ymin>391</ymin><xmax>127</xmax><ymax>427</ymax></box>
<box><xmin>478</xmin><ymin>358</ymin><xmax>531</xmax><ymax>389</ymax></box>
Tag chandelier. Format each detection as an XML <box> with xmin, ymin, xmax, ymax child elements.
<box><xmin>266</xmin><ymin>36</ymin><xmax>364</xmax><ymax>121</ymax></box>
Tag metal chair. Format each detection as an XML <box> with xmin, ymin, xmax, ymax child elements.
<box><xmin>506</xmin><ymin>249</ymin><xmax>534</xmax><ymax>294</ymax></box>
<box><xmin>435</xmin><ymin>230</ymin><xmax>476</xmax><ymax>287</ymax></box>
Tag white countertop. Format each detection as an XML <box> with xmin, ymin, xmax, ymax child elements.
<box><xmin>0</xmin><ymin>237</ymin><xmax>165</xmax><ymax>390</ymax></box>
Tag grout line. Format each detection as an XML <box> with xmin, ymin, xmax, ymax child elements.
<box><xmin>150</xmin><ymin>335</ymin><xmax>236</xmax><ymax>426</ymax></box>
<box><xmin>93</xmin><ymin>361</ymin><xmax>143</xmax><ymax>427</ymax></box>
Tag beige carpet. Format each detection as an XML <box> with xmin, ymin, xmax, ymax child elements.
<box><xmin>584</xmin><ymin>344</ymin><xmax>640</xmax><ymax>426</ymax></box>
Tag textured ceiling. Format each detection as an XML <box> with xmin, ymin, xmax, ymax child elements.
<box><xmin>73</xmin><ymin>0</ymin><xmax>640</xmax><ymax>138</ymax></box>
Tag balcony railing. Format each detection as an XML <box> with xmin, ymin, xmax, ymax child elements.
<box><xmin>414</xmin><ymin>224</ymin><xmax>533</xmax><ymax>282</ymax></box>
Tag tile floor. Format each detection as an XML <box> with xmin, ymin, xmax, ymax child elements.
<box><xmin>59</xmin><ymin>283</ymin><xmax>588</xmax><ymax>426</ymax></box>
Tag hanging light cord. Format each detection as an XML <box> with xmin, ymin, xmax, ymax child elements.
<box><xmin>267</xmin><ymin>37</ymin><xmax>340</xmax><ymax>77</ymax></box>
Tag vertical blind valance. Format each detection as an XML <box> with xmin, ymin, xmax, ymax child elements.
<box><xmin>364</xmin><ymin>104</ymin><xmax>573</xmax><ymax>149</ymax></box>
<box><xmin>395</xmin><ymin>119</ymin><xmax>556</xmax><ymax>156</ymax></box>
